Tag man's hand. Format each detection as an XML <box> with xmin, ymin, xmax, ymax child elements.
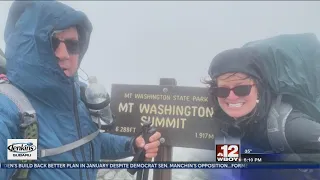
<box><xmin>135</xmin><ymin>131</ymin><xmax>161</xmax><ymax>159</ymax></box>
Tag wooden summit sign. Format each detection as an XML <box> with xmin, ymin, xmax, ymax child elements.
<box><xmin>109</xmin><ymin>84</ymin><xmax>216</xmax><ymax>150</ymax></box>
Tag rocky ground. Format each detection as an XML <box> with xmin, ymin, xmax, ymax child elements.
<box><xmin>96</xmin><ymin>147</ymin><xmax>215</xmax><ymax>180</ymax></box>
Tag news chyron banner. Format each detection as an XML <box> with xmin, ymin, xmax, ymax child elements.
<box><xmin>109</xmin><ymin>84</ymin><xmax>215</xmax><ymax>150</ymax></box>
<box><xmin>2</xmin><ymin>162</ymin><xmax>320</xmax><ymax>170</ymax></box>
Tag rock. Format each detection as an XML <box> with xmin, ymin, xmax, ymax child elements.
<box><xmin>113</xmin><ymin>170</ymin><xmax>133</xmax><ymax>180</ymax></box>
<box><xmin>97</xmin><ymin>169</ymin><xmax>109</xmax><ymax>178</ymax></box>
<box><xmin>103</xmin><ymin>170</ymin><xmax>116</xmax><ymax>180</ymax></box>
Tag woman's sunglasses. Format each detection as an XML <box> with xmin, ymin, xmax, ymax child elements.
<box><xmin>211</xmin><ymin>84</ymin><xmax>254</xmax><ymax>98</ymax></box>
<box><xmin>51</xmin><ymin>32</ymin><xmax>80</xmax><ymax>55</ymax></box>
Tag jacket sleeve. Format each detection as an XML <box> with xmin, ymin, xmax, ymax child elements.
<box><xmin>0</xmin><ymin>94</ymin><xmax>22</xmax><ymax>180</ymax></box>
<box><xmin>285</xmin><ymin>110</ymin><xmax>320</xmax><ymax>162</ymax></box>
<box><xmin>99</xmin><ymin>133</ymin><xmax>136</xmax><ymax>160</ymax></box>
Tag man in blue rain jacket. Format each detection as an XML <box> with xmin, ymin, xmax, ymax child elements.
<box><xmin>0</xmin><ymin>1</ymin><xmax>161</xmax><ymax>180</ymax></box>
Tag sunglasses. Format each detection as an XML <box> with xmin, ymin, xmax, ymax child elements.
<box><xmin>51</xmin><ymin>34</ymin><xmax>80</xmax><ymax>55</ymax></box>
<box><xmin>211</xmin><ymin>85</ymin><xmax>254</xmax><ymax>98</ymax></box>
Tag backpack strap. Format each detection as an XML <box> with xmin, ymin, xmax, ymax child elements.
<box><xmin>0</xmin><ymin>80</ymin><xmax>37</xmax><ymax>180</ymax></box>
<box><xmin>267</xmin><ymin>95</ymin><xmax>301</xmax><ymax>161</ymax></box>
<box><xmin>39</xmin><ymin>127</ymin><xmax>100</xmax><ymax>158</ymax></box>
<box><xmin>39</xmin><ymin>80</ymin><xmax>100</xmax><ymax>157</ymax></box>
<box><xmin>267</xmin><ymin>95</ymin><xmax>317</xmax><ymax>178</ymax></box>
<box><xmin>0</xmin><ymin>79</ymin><xmax>100</xmax><ymax>179</ymax></box>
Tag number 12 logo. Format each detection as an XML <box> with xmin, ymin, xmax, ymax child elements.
<box><xmin>216</xmin><ymin>144</ymin><xmax>240</xmax><ymax>162</ymax></box>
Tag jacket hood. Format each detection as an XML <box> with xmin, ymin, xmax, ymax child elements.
<box><xmin>208</xmin><ymin>47</ymin><xmax>273</xmax><ymax>130</ymax></box>
<box><xmin>208</xmin><ymin>47</ymin><xmax>264</xmax><ymax>81</ymax></box>
<box><xmin>4</xmin><ymin>1</ymin><xmax>92</xmax><ymax>110</ymax></box>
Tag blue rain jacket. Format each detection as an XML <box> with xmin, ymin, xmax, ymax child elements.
<box><xmin>0</xmin><ymin>1</ymin><xmax>135</xmax><ymax>180</ymax></box>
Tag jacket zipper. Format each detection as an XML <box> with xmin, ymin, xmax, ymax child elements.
<box><xmin>89</xmin><ymin>138</ymin><xmax>94</xmax><ymax>177</ymax></box>
<box><xmin>89</xmin><ymin>141</ymin><xmax>94</xmax><ymax>161</ymax></box>
<box><xmin>72</xmin><ymin>150</ymin><xmax>82</xmax><ymax>180</ymax></box>
<box><xmin>72</xmin><ymin>83</ymin><xmax>89</xmax><ymax>180</ymax></box>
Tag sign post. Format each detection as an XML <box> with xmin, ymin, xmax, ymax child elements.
<box><xmin>109</xmin><ymin>79</ymin><xmax>216</xmax><ymax>179</ymax></box>
<box><xmin>153</xmin><ymin>78</ymin><xmax>176</xmax><ymax>180</ymax></box>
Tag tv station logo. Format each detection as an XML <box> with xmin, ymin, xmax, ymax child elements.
<box><xmin>7</xmin><ymin>139</ymin><xmax>37</xmax><ymax>160</ymax></box>
<box><xmin>216</xmin><ymin>144</ymin><xmax>240</xmax><ymax>162</ymax></box>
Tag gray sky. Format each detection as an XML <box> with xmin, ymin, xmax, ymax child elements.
<box><xmin>1</xmin><ymin>1</ymin><xmax>320</xmax><ymax>163</ymax></box>
<box><xmin>1</xmin><ymin>1</ymin><xmax>320</xmax><ymax>92</ymax></box>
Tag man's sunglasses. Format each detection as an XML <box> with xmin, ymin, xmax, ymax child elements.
<box><xmin>211</xmin><ymin>85</ymin><xmax>254</xmax><ymax>98</ymax></box>
<box><xmin>51</xmin><ymin>35</ymin><xmax>80</xmax><ymax>55</ymax></box>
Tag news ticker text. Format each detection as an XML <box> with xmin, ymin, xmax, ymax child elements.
<box><xmin>1</xmin><ymin>162</ymin><xmax>320</xmax><ymax>169</ymax></box>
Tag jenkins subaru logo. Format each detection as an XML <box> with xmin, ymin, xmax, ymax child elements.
<box><xmin>7</xmin><ymin>139</ymin><xmax>37</xmax><ymax>160</ymax></box>
<box><xmin>8</xmin><ymin>142</ymin><xmax>36</xmax><ymax>153</ymax></box>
